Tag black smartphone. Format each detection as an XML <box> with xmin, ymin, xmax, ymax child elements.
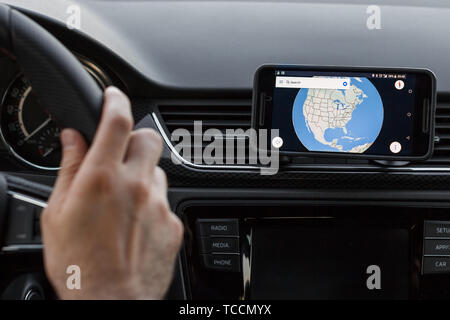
<box><xmin>252</xmin><ymin>65</ymin><xmax>436</xmax><ymax>160</ymax></box>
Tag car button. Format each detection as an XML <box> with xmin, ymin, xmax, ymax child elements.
<box><xmin>202</xmin><ymin>254</ymin><xmax>240</xmax><ymax>272</ymax></box>
<box><xmin>423</xmin><ymin>257</ymin><xmax>450</xmax><ymax>274</ymax></box>
<box><xmin>424</xmin><ymin>239</ymin><xmax>450</xmax><ymax>256</ymax></box>
<box><xmin>200</xmin><ymin>237</ymin><xmax>239</xmax><ymax>253</ymax></box>
<box><xmin>196</xmin><ymin>219</ymin><xmax>239</xmax><ymax>237</ymax></box>
<box><xmin>424</xmin><ymin>221</ymin><xmax>450</xmax><ymax>238</ymax></box>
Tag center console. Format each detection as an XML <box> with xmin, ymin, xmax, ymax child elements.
<box><xmin>181</xmin><ymin>201</ymin><xmax>450</xmax><ymax>299</ymax></box>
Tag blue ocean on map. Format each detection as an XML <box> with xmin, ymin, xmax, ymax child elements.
<box><xmin>292</xmin><ymin>78</ymin><xmax>384</xmax><ymax>153</ymax></box>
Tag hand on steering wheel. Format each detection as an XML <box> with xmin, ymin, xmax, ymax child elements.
<box><xmin>42</xmin><ymin>87</ymin><xmax>183</xmax><ymax>299</ymax></box>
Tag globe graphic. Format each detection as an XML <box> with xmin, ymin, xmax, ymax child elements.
<box><xmin>292</xmin><ymin>77</ymin><xmax>384</xmax><ymax>153</ymax></box>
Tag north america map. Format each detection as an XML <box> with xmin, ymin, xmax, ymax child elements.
<box><xmin>292</xmin><ymin>77</ymin><xmax>384</xmax><ymax>153</ymax></box>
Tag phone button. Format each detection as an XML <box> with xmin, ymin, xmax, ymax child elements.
<box><xmin>202</xmin><ymin>254</ymin><xmax>240</xmax><ymax>272</ymax></box>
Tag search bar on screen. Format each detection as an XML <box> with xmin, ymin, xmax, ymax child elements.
<box><xmin>275</xmin><ymin>76</ymin><xmax>351</xmax><ymax>89</ymax></box>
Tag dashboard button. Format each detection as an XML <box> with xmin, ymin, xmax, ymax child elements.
<box><xmin>196</xmin><ymin>219</ymin><xmax>239</xmax><ymax>236</ymax></box>
<box><xmin>202</xmin><ymin>254</ymin><xmax>240</xmax><ymax>272</ymax></box>
<box><xmin>423</xmin><ymin>257</ymin><xmax>450</xmax><ymax>274</ymax></box>
<box><xmin>5</xmin><ymin>199</ymin><xmax>34</xmax><ymax>244</ymax></box>
<box><xmin>33</xmin><ymin>206</ymin><xmax>43</xmax><ymax>243</ymax></box>
<box><xmin>424</xmin><ymin>239</ymin><xmax>450</xmax><ymax>256</ymax></box>
<box><xmin>424</xmin><ymin>221</ymin><xmax>450</xmax><ymax>238</ymax></box>
<box><xmin>200</xmin><ymin>237</ymin><xmax>239</xmax><ymax>253</ymax></box>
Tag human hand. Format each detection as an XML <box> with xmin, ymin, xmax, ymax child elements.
<box><xmin>41</xmin><ymin>87</ymin><xmax>183</xmax><ymax>299</ymax></box>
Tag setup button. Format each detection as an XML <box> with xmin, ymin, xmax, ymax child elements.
<box><xmin>424</xmin><ymin>221</ymin><xmax>450</xmax><ymax>238</ymax></box>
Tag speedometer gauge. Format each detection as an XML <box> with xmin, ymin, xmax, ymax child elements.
<box><xmin>0</xmin><ymin>58</ymin><xmax>110</xmax><ymax>170</ymax></box>
<box><xmin>0</xmin><ymin>74</ymin><xmax>61</xmax><ymax>169</ymax></box>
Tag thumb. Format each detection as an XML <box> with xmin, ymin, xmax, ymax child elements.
<box><xmin>53</xmin><ymin>129</ymin><xmax>88</xmax><ymax>195</ymax></box>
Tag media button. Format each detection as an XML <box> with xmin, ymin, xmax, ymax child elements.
<box><xmin>200</xmin><ymin>237</ymin><xmax>239</xmax><ymax>253</ymax></box>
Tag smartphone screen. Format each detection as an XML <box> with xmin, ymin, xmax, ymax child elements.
<box><xmin>253</xmin><ymin>65</ymin><xmax>436</xmax><ymax>160</ymax></box>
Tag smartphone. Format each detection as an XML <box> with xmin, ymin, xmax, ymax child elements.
<box><xmin>252</xmin><ymin>65</ymin><xmax>436</xmax><ymax>160</ymax></box>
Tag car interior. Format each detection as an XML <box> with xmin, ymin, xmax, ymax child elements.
<box><xmin>1</xmin><ymin>0</ymin><xmax>450</xmax><ymax>300</ymax></box>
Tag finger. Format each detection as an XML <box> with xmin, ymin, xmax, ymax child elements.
<box><xmin>125</xmin><ymin>128</ymin><xmax>163</xmax><ymax>177</ymax></box>
<box><xmin>52</xmin><ymin>129</ymin><xmax>88</xmax><ymax>197</ymax></box>
<box><xmin>151</xmin><ymin>166</ymin><xmax>169</xmax><ymax>203</ymax></box>
<box><xmin>86</xmin><ymin>86</ymin><xmax>134</xmax><ymax>165</ymax></box>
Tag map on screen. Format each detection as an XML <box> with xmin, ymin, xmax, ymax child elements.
<box><xmin>292</xmin><ymin>77</ymin><xmax>384</xmax><ymax>153</ymax></box>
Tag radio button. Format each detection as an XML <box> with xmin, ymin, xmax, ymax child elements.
<box><xmin>202</xmin><ymin>254</ymin><xmax>240</xmax><ymax>272</ymax></box>
<box><xmin>196</xmin><ymin>219</ymin><xmax>239</xmax><ymax>237</ymax></box>
<box><xmin>423</xmin><ymin>257</ymin><xmax>450</xmax><ymax>274</ymax></box>
<box><xmin>424</xmin><ymin>221</ymin><xmax>450</xmax><ymax>238</ymax></box>
<box><xmin>200</xmin><ymin>237</ymin><xmax>239</xmax><ymax>254</ymax></box>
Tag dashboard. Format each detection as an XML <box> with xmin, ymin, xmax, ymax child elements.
<box><xmin>1</xmin><ymin>0</ymin><xmax>450</xmax><ymax>300</ymax></box>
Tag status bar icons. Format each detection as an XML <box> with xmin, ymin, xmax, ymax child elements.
<box><xmin>372</xmin><ymin>73</ymin><xmax>406</xmax><ymax>79</ymax></box>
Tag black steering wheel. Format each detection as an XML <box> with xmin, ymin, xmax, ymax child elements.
<box><xmin>0</xmin><ymin>4</ymin><xmax>103</xmax><ymax>141</ymax></box>
<box><xmin>0</xmin><ymin>4</ymin><xmax>104</xmax><ymax>260</ymax></box>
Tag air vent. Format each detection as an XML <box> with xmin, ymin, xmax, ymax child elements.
<box><xmin>158</xmin><ymin>98</ymin><xmax>450</xmax><ymax>169</ymax></box>
<box><xmin>428</xmin><ymin>100</ymin><xmax>450</xmax><ymax>164</ymax></box>
<box><xmin>158</xmin><ymin>100</ymin><xmax>252</xmax><ymax>165</ymax></box>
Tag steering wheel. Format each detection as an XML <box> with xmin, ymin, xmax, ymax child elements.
<box><xmin>0</xmin><ymin>4</ymin><xmax>104</xmax><ymax>257</ymax></box>
<box><xmin>0</xmin><ymin>4</ymin><xmax>103</xmax><ymax>141</ymax></box>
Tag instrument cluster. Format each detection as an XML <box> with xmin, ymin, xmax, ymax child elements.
<box><xmin>0</xmin><ymin>57</ymin><xmax>111</xmax><ymax>170</ymax></box>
